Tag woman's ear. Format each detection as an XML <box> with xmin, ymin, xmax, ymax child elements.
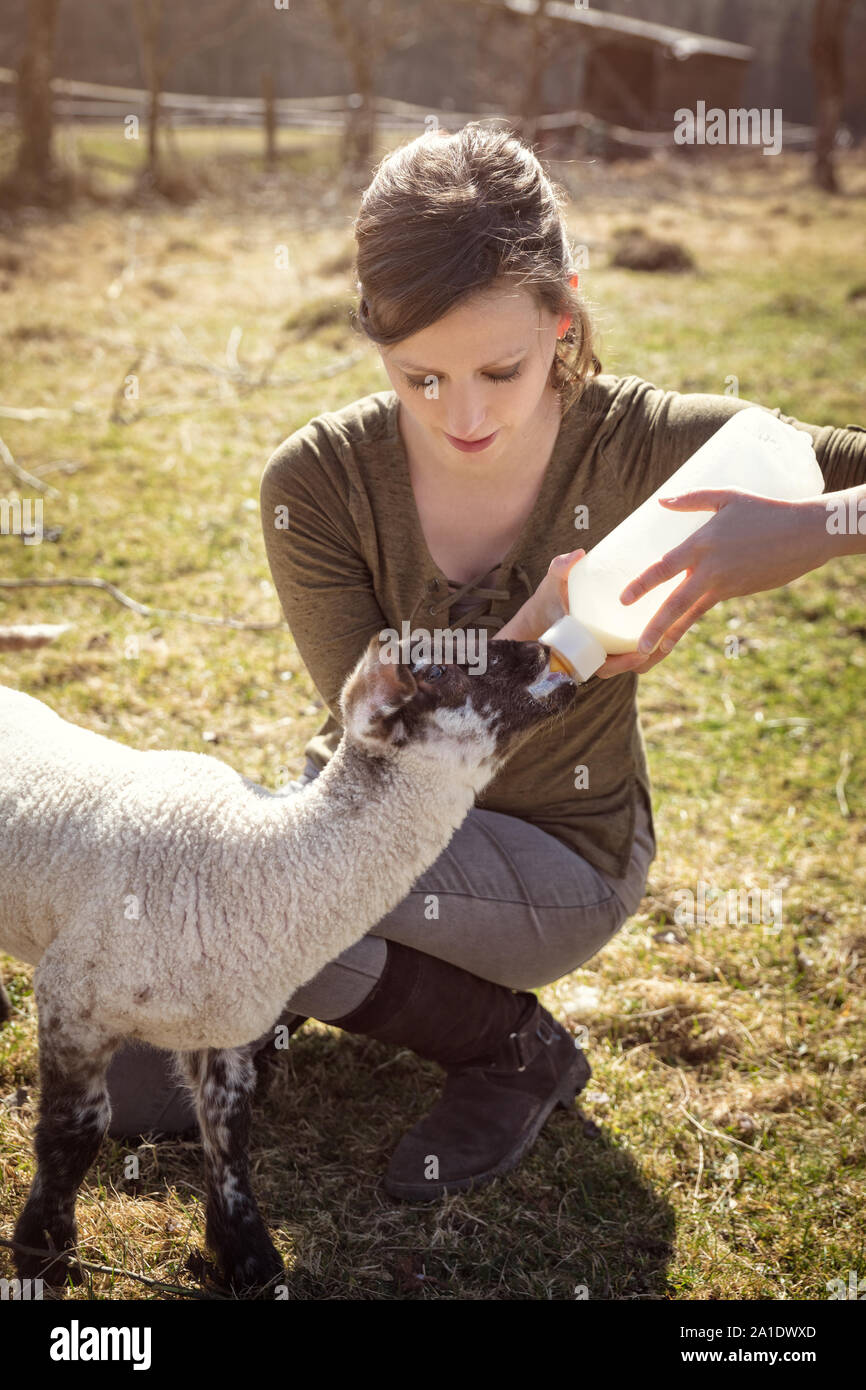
<box><xmin>556</xmin><ymin>271</ymin><xmax>580</xmax><ymax>340</ymax></box>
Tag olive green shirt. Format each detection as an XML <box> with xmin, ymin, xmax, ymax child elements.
<box><xmin>260</xmin><ymin>374</ymin><xmax>865</xmax><ymax>879</ymax></box>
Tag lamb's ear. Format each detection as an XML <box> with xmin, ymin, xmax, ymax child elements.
<box><xmin>340</xmin><ymin>633</ymin><xmax>418</xmax><ymax>746</ymax></box>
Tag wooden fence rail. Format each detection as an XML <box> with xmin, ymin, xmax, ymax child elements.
<box><xmin>0</xmin><ymin>67</ymin><xmax>818</xmax><ymax>150</ymax></box>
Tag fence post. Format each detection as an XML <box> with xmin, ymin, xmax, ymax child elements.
<box><xmin>262</xmin><ymin>67</ymin><xmax>276</xmax><ymax>171</ymax></box>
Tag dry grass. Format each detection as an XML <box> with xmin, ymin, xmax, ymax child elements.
<box><xmin>0</xmin><ymin>132</ymin><xmax>864</xmax><ymax>1299</ymax></box>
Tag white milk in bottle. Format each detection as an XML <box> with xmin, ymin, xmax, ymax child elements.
<box><xmin>539</xmin><ymin>408</ymin><xmax>825</xmax><ymax>682</ymax></box>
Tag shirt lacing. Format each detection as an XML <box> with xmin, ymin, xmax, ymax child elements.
<box><xmin>408</xmin><ymin>561</ymin><xmax>536</xmax><ymax>634</ymax></box>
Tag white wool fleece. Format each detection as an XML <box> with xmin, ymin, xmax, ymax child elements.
<box><xmin>0</xmin><ymin>685</ymin><xmax>483</xmax><ymax>1053</ymax></box>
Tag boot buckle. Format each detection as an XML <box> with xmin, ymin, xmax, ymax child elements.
<box><xmin>536</xmin><ymin>1017</ymin><xmax>558</xmax><ymax>1046</ymax></box>
<box><xmin>506</xmin><ymin>1016</ymin><xmax>559</xmax><ymax>1071</ymax></box>
<box><xmin>508</xmin><ymin>1029</ymin><xmax>531</xmax><ymax>1071</ymax></box>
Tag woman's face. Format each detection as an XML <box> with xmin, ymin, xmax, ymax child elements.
<box><xmin>378</xmin><ymin>282</ymin><xmax>562</xmax><ymax>462</ymax></box>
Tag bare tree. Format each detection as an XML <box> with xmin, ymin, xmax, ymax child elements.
<box><xmin>320</xmin><ymin>0</ymin><xmax>378</xmax><ymax>170</ymax></box>
<box><xmin>130</xmin><ymin>0</ymin><xmax>268</xmax><ymax>181</ymax></box>
<box><xmin>262</xmin><ymin>65</ymin><xmax>277</xmax><ymax>171</ymax></box>
<box><xmin>319</xmin><ymin>0</ymin><xmax>421</xmax><ymax>172</ymax></box>
<box><xmin>811</xmin><ymin>0</ymin><xmax>854</xmax><ymax>193</ymax></box>
<box><xmin>12</xmin><ymin>0</ymin><xmax>63</xmax><ymax>192</ymax></box>
<box><xmin>519</xmin><ymin>0</ymin><xmax>557</xmax><ymax>146</ymax></box>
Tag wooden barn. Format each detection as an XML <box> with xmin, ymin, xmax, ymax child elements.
<box><xmin>491</xmin><ymin>0</ymin><xmax>755</xmax><ymax>134</ymax></box>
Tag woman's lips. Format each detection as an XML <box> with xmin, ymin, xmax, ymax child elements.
<box><xmin>444</xmin><ymin>430</ymin><xmax>499</xmax><ymax>453</ymax></box>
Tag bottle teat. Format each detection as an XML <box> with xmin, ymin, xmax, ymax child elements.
<box><xmin>540</xmin><ymin>615</ymin><xmax>607</xmax><ymax>683</ymax></box>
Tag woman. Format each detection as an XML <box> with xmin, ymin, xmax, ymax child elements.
<box><xmin>107</xmin><ymin>125</ymin><xmax>865</xmax><ymax>1203</ymax></box>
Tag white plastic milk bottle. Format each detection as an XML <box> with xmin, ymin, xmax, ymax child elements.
<box><xmin>539</xmin><ymin>407</ymin><xmax>825</xmax><ymax>681</ymax></box>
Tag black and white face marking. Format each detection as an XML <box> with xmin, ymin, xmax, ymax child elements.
<box><xmin>341</xmin><ymin>636</ymin><xmax>576</xmax><ymax>763</ymax></box>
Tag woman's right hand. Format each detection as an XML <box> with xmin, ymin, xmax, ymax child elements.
<box><xmin>493</xmin><ymin>549</ymin><xmax>586</xmax><ymax>643</ymax></box>
<box><xmin>545</xmin><ymin>548</ymin><xmax>586</xmax><ymax>628</ymax></box>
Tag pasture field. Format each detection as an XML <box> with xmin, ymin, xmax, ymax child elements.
<box><xmin>0</xmin><ymin>128</ymin><xmax>864</xmax><ymax>1299</ymax></box>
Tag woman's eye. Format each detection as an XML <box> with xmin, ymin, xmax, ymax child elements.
<box><xmin>403</xmin><ymin>366</ymin><xmax>522</xmax><ymax>391</ymax></box>
<box><xmin>426</xmin><ymin>664</ymin><xmax>444</xmax><ymax>680</ymax></box>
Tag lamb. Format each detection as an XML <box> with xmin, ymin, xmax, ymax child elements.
<box><xmin>0</xmin><ymin>633</ymin><xmax>575</xmax><ymax>1295</ymax></box>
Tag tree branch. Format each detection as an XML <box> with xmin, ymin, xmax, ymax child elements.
<box><xmin>0</xmin><ymin>434</ymin><xmax>62</xmax><ymax>497</ymax></box>
<box><xmin>0</xmin><ymin>577</ymin><xmax>283</xmax><ymax>631</ymax></box>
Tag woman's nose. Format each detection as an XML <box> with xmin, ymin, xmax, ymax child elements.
<box><xmin>443</xmin><ymin>391</ymin><xmax>489</xmax><ymax>440</ymax></box>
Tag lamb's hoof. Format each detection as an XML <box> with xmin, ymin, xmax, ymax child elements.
<box><xmin>188</xmin><ymin>1242</ymin><xmax>285</xmax><ymax>1299</ymax></box>
<box><xmin>54</xmin><ymin>1259</ymin><xmax>85</xmax><ymax>1290</ymax></box>
<box><xmin>220</xmin><ymin>1242</ymin><xmax>286</xmax><ymax>1299</ymax></box>
<box><xmin>15</xmin><ymin>1249</ymin><xmax>84</xmax><ymax>1290</ymax></box>
<box><xmin>13</xmin><ymin>1224</ymin><xmax>84</xmax><ymax>1290</ymax></box>
<box><xmin>223</xmin><ymin>1250</ymin><xmax>286</xmax><ymax>1300</ymax></box>
<box><xmin>0</xmin><ymin>981</ymin><xmax>11</xmax><ymax>1026</ymax></box>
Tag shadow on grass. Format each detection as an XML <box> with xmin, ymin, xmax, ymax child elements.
<box><xmin>106</xmin><ymin>1029</ymin><xmax>676</xmax><ymax>1301</ymax></box>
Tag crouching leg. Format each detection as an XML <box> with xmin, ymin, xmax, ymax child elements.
<box><xmin>176</xmin><ymin>1045</ymin><xmax>285</xmax><ymax>1296</ymax></box>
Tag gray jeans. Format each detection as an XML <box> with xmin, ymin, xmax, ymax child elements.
<box><xmin>104</xmin><ymin>760</ymin><xmax>656</xmax><ymax>1135</ymax></box>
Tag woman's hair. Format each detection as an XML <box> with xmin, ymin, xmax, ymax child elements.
<box><xmin>351</xmin><ymin>122</ymin><xmax>601</xmax><ymax>412</ymax></box>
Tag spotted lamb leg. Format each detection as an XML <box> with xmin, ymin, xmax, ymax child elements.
<box><xmin>13</xmin><ymin>1012</ymin><xmax>116</xmax><ymax>1289</ymax></box>
<box><xmin>176</xmin><ymin>1044</ymin><xmax>285</xmax><ymax>1296</ymax></box>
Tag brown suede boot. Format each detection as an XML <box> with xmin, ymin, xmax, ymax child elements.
<box><xmin>327</xmin><ymin>941</ymin><xmax>590</xmax><ymax>1201</ymax></box>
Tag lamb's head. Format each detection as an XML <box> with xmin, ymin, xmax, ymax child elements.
<box><xmin>339</xmin><ymin>634</ymin><xmax>577</xmax><ymax>786</ymax></box>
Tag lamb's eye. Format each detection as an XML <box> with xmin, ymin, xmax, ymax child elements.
<box><xmin>426</xmin><ymin>664</ymin><xmax>444</xmax><ymax>680</ymax></box>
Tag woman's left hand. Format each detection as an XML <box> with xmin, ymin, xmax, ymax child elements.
<box><xmin>598</xmin><ymin>488</ymin><xmax>831</xmax><ymax>677</ymax></box>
